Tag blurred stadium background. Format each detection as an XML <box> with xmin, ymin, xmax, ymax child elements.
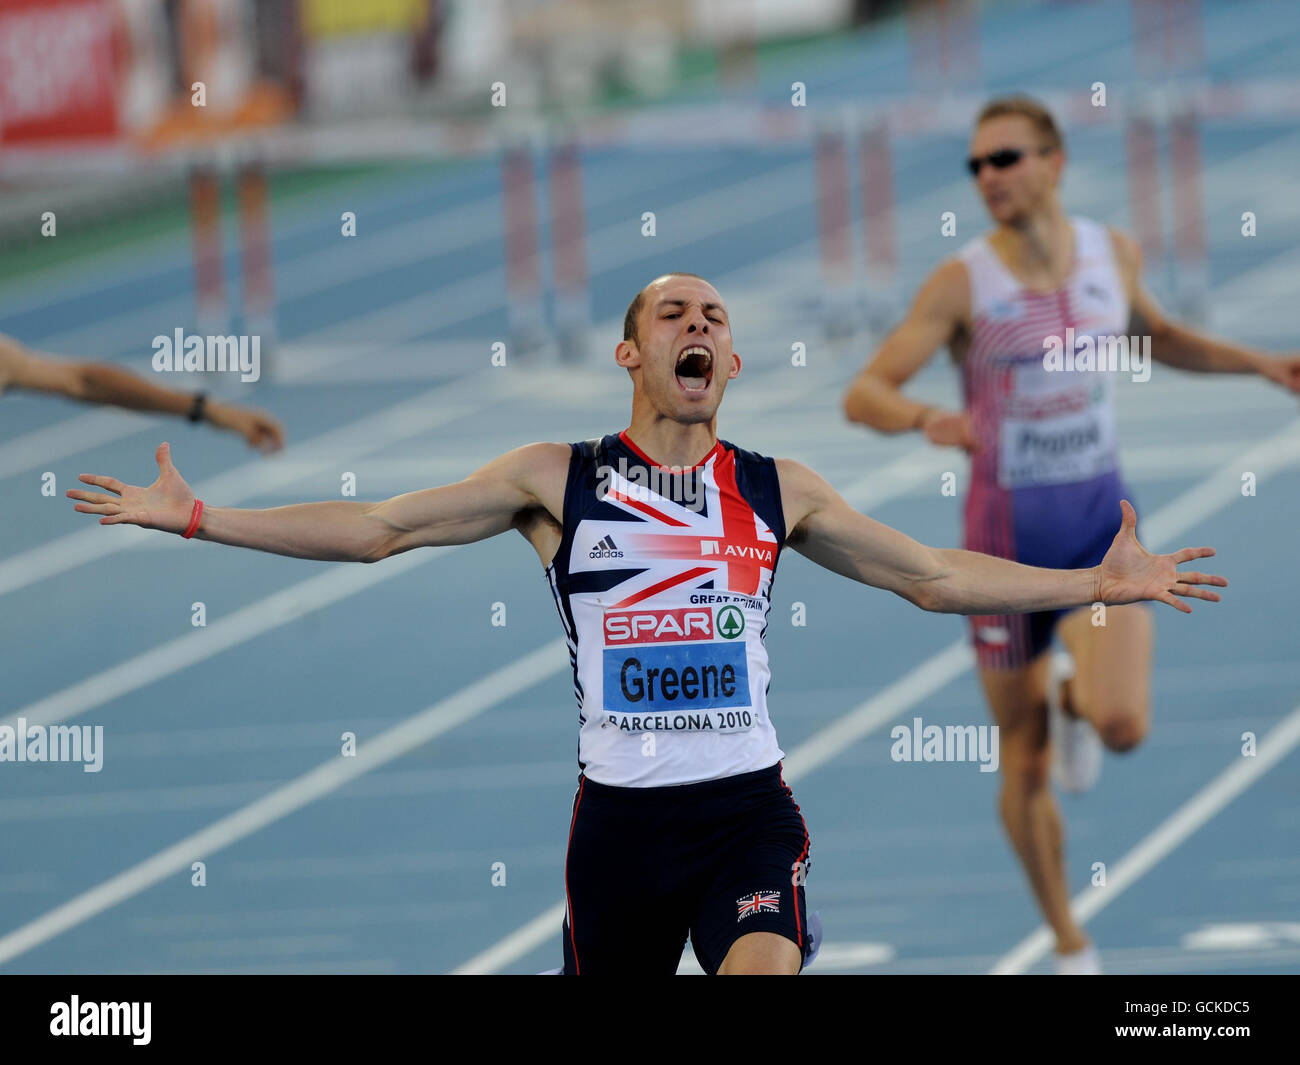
<box><xmin>2</xmin><ymin>0</ymin><xmax>1299</xmax><ymax>975</ymax></box>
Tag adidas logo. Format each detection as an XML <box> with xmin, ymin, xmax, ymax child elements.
<box><xmin>589</xmin><ymin>535</ymin><xmax>624</xmax><ymax>560</ymax></box>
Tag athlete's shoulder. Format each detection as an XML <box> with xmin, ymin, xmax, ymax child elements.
<box><xmin>930</xmin><ymin>255</ymin><xmax>973</xmax><ymax>291</ymax></box>
<box><xmin>909</xmin><ymin>256</ymin><xmax>972</xmax><ymax>324</ymax></box>
<box><xmin>953</xmin><ymin>224</ymin><xmax>994</xmax><ymax>262</ymax></box>
<box><xmin>1101</xmin><ymin>224</ymin><xmax>1142</xmax><ymax>275</ymax></box>
<box><xmin>770</xmin><ymin>457</ymin><xmax>838</xmax><ymax>544</ymax></box>
<box><xmin>479</xmin><ymin>441</ymin><xmax>574</xmax><ymax>486</ymax></box>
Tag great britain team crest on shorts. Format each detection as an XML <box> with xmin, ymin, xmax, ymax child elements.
<box><xmin>736</xmin><ymin>890</ymin><xmax>781</xmax><ymax>921</ymax></box>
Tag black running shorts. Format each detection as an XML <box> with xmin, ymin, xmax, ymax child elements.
<box><xmin>561</xmin><ymin>762</ymin><xmax>813</xmax><ymax>975</ymax></box>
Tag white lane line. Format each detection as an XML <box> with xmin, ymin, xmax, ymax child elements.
<box><xmin>451</xmin><ymin>418</ymin><xmax>1300</xmax><ymax>974</ymax></box>
<box><xmin>0</xmin><ymin>408</ymin><xmax>152</xmax><ymax>481</ymax></box>
<box><xmin>990</xmin><ymin>704</ymin><xmax>1300</xmax><ymax>975</ymax></box>
<box><xmin>0</xmin><ymin>638</ymin><xmax>567</xmax><ymax>967</ymax></box>
<box><xmin>0</xmin><ymin>166</ymin><xmax>465</xmax><ymax>319</ymax></box>
<box><xmin>0</xmin><ymin>546</ymin><xmax>445</xmax><ymax>733</ymax></box>
<box><xmin>780</xmin><ymin>641</ymin><xmax>973</xmax><ymax>779</ymax></box>
<box><xmin>0</xmin><ymin>761</ymin><xmax>574</xmax><ymax>823</ymax></box>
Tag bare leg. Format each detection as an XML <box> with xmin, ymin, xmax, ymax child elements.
<box><xmin>718</xmin><ymin>931</ymin><xmax>801</xmax><ymax>974</ymax></box>
<box><xmin>1056</xmin><ymin>603</ymin><xmax>1153</xmax><ymax>752</ymax></box>
<box><xmin>980</xmin><ymin>654</ymin><xmax>1089</xmax><ymax>955</ymax></box>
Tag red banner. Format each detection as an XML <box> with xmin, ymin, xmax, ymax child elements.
<box><xmin>0</xmin><ymin>0</ymin><xmax>121</xmax><ymax>144</ymax></box>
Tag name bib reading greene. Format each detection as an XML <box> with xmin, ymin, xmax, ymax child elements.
<box><xmin>601</xmin><ymin>603</ymin><xmax>755</xmax><ymax>733</ymax></box>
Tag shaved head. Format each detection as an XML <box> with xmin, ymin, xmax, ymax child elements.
<box><xmin>623</xmin><ymin>272</ymin><xmax>715</xmax><ymax>347</ymax></box>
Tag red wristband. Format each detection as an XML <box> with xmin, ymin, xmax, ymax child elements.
<box><xmin>182</xmin><ymin>499</ymin><xmax>204</xmax><ymax>539</ymax></box>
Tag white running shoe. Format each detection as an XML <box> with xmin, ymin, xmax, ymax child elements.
<box><xmin>1053</xmin><ymin>943</ymin><xmax>1102</xmax><ymax>975</ymax></box>
<box><xmin>1048</xmin><ymin>650</ymin><xmax>1101</xmax><ymax>793</ymax></box>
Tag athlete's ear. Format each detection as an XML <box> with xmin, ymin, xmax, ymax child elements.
<box><xmin>727</xmin><ymin>351</ymin><xmax>743</xmax><ymax>379</ymax></box>
<box><xmin>615</xmin><ymin>338</ymin><xmax>640</xmax><ymax>370</ymax></box>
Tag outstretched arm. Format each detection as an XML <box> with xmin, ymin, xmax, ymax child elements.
<box><xmin>67</xmin><ymin>441</ymin><xmax>569</xmax><ymax>563</ymax></box>
<box><xmin>0</xmin><ymin>333</ymin><xmax>285</xmax><ymax>451</ymax></box>
<box><xmin>1111</xmin><ymin>230</ymin><xmax>1300</xmax><ymax>393</ymax></box>
<box><xmin>777</xmin><ymin>459</ymin><xmax>1225</xmax><ymax>615</ymax></box>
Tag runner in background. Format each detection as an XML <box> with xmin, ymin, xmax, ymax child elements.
<box><xmin>842</xmin><ymin>96</ymin><xmax>1300</xmax><ymax>973</ymax></box>
<box><xmin>0</xmin><ymin>332</ymin><xmax>283</xmax><ymax>452</ymax></box>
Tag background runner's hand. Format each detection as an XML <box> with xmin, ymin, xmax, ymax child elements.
<box><xmin>66</xmin><ymin>442</ymin><xmax>197</xmax><ymax>534</ymax></box>
<box><xmin>920</xmin><ymin>409</ymin><xmax>978</xmax><ymax>452</ymax></box>
<box><xmin>206</xmin><ymin>401</ymin><xmax>285</xmax><ymax>452</ymax></box>
<box><xmin>1255</xmin><ymin>352</ymin><xmax>1300</xmax><ymax>397</ymax></box>
<box><xmin>1096</xmin><ymin>499</ymin><xmax>1227</xmax><ymax>613</ymax></box>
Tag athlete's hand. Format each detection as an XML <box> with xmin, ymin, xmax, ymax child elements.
<box><xmin>1254</xmin><ymin>352</ymin><xmax>1300</xmax><ymax>398</ymax></box>
<box><xmin>206</xmin><ymin>400</ymin><xmax>285</xmax><ymax>453</ymax></box>
<box><xmin>66</xmin><ymin>442</ymin><xmax>197</xmax><ymax>533</ymax></box>
<box><xmin>1095</xmin><ymin>499</ymin><xmax>1227</xmax><ymax>613</ymax></box>
<box><xmin>920</xmin><ymin>409</ymin><xmax>978</xmax><ymax>453</ymax></box>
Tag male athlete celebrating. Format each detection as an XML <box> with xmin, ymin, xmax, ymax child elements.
<box><xmin>843</xmin><ymin>96</ymin><xmax>1299</xmax><ymax>973</ymax></box>
<box><xmin>68</xmin><ymin>272</ymin><xmax>1225</xmax><ymax>975</ymax></box>
<box><xmin>0</xmin><ymin>331</ymin><xmax>283</xmax><ymax>452</ymax></box>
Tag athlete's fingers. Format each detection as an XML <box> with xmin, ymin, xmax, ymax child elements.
<box><xmin>1170</xmin><ymin>545</ymin><xmax>1216</xmax><ymax>564</ymax></box>
<box><xmin>77</xmin><ymin>474</ymin><xmax>124</xmax><ymax>495</ymax></box>
<box><xmin>100</xmin><ymin>513</ymin><xmax>138</xmax><ymax>526</ymax></box>
<box><xmin>1119</xmin><ymin>498</ymin><xmax>1137</xmax><ymax>530</ymax></box>
<box><xmin>1158</xmin><ymin>591</ymin><xmax>1192</xmax><ymax>614</ymax></box>
<box><xmin>67</xmin><ymin>490</ymin><xmax>118</xmax><ymax>505</ymax></box>
<box><xmin>73</xmin><ymin>502</ymin><xmax>121</xmax><ymax>515</ymax></box>
<box><xmin>156</xmin><ymin>441</ymin><xmax>175</xmax><ymax>474</ymax></box>
<box><xmin>1172</xmin><ymin>583</ymin><xmax>1221</xmax><ymax>602</ymax></box>
<box><xmin>1175</xmin><ymin>569</ymin><xmax>1228</xmax><ymax>587</ymax></box>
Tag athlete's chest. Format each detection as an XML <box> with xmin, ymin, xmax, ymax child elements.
<box><xmin>973</xmin><ymin>257</ymin><xmax>1128</xmax><ymax>363</ymax></box>
<box><xmin>564</xmin><ymin>471</ymin><xmax>779</xmax><ymax>605</ymax></box>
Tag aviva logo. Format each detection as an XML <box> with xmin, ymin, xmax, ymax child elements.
<box><xmin>716</xmin><ymin>605</ymin><xmax>745</xmax><ymax>639</ymax></box>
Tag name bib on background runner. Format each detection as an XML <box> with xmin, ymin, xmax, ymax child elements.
<box><xmin>997</xmin><ymin>362</ymin><xmax>1118</xmax><ymax>489</ymax></box>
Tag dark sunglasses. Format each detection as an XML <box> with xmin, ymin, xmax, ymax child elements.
<box><xmin>966</xmin><ymin>146</ymin><xmax>1053</xmax><ymax>176</ymax></box>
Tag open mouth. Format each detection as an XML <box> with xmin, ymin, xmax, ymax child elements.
<box><xmin>674</xmin><ymin>345</ymin><xmax>713</xmax><ymax>395</ymax></box>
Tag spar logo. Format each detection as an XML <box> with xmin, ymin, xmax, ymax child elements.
<box><xmin>716</xmin><ymin>605</ymin><xmax>744</xmax><ymax>639</ymax></box>
<box><xmin>605</xmin><ymin>607</ymin><xmax>712</xmax><ymax>645</ymax></box>
<box><xmin>603</xmin><ymin>605</ymin><xmax>745</xmax><ymax>646</ymax></box>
